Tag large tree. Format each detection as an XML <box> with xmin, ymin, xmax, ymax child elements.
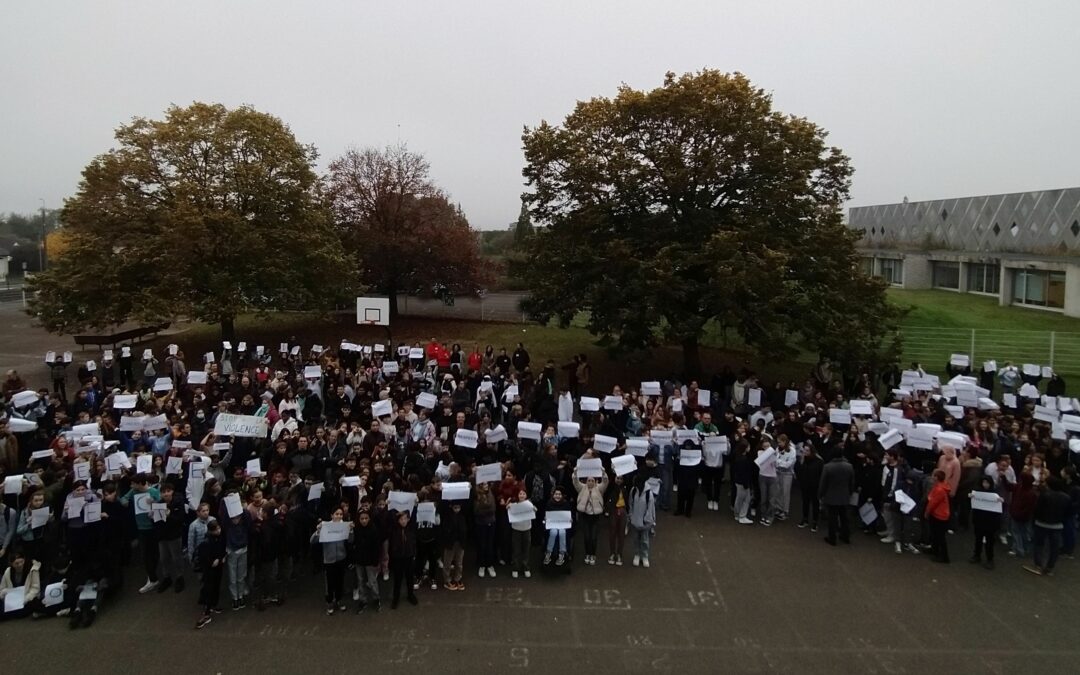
<box><xmin>521</xmin><ymin>70</ymin><xmax>902</xmax><ymax>376</ymax></box>
<box><xmin>326</xmin><ymin>144</ymin><xmax>491</xmax><ymax>316</ymax></box>
<box><xmin>27</xmin><ymin>103</ymin><xmax>347</xmax><ymax>340</ymax></box>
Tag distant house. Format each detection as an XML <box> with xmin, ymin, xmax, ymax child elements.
<box><xmin>0</xmin><ymin>247</ymin><xmax>9</xmax><ymax>281</ymax></box>
<box><xmin>850</xmin><ymin>188</ymin><xmax>1080</xmax><ymax>317</ymax></box>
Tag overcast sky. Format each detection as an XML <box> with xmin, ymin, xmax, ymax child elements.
<box><xmin>2</xmin><ymin>1</ymin><xmax>1078</xmax><ymax>229</ymax></box>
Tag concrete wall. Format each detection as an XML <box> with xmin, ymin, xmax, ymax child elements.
<box><xmin>1066</xmin><ymin>264</ymin><xmax>1080</xmax><ymax>318</ymax></box>
<box><xmin>901</xmin><ymin>253</ymin><xmax>931</xmax><ymax>290</ymax></box>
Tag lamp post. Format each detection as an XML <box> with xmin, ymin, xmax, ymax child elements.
<box><xmin>39</xmin><ymin>198</ymin><xmax>47</xmax><ymax>271</ymax></box>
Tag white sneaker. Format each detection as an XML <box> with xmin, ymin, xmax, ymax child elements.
<box><xmin>512</xmin><ymin>570</ymin><xmax>519</xmax><ymax>578</ymax></box>
<box><xmin>139</xmin><ymin>579</ymin><xmax>158</xmax><ymax>594</ymax></box>
<box><xmin>479</xmin><ymin>567</ymin><xmax>486</xmax><ymax>578</ymax></box>
<box><xmin>524</xmin><ymin>570</ymin><xmax>531</xmax><ymax>578</ymax></box>
<box><xmin>894</xmin><ymin>542</ymin><xmax>902</xmax><ymax>554</ymax></box>
<box><xmin>352</xmin><ymin>589</ymin><xmax>360</xmax><ymax>601</ymax></box>
<box><xmin>880</xmin><ymin>536</ymin><xmax>896</xmax><ymax>544</ymax></box>
<box><xmin>738</xmin><ymin>517</ymin><xmax>754</xmax><ymax>525</ymax></box>
<box><xmin>607</xmin><ymin>555</ymin><xmax>616</xmax><ymax>565</ymax></box>
<box><xmin>642</xmin><ymin>558</ymin><xmax>650</xmax><ymax>568</ymax></box>
<box><xmin>632</xmin><ymin>555</ymin><xmax>641</xmax><ymax>567</ymax></box>
<box><xmin>487</xmin><ymin>566</ymin><xmax>496</xmax><ymax>578</ymax></box>
<box><xmin>382</xmin><ymin>571</ymin><xmax>389</xmax><ymax>581</ymax></box>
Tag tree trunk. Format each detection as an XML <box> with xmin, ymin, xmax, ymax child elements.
<box><xmin>220</xmin><ymin>316</ymin><xmax>235</xmax><ymax>344</ymax></box>
<box><xmin>682</xmin><ymin>335</ymin><xmax>702</xmax><ymax>379</ymax></box>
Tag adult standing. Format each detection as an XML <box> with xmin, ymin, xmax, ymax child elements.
<box><xmin>819</xmin><ymin>450</ymin><xmax>854</xmax><ymax>546</ymax></box>
<box><xmin>1024</xmin><ymin>477</ymin><xmax>1070</xmax><ymax>577</ymax></box>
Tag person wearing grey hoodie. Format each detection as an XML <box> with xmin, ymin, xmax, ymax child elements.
<box><xmin>628</xmin><ymin>474</ymin><xmax>656</xmax><ymax>568</ymax></box>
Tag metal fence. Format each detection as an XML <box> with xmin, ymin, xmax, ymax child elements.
<box><xmin>901</xmin><ymin>327</ymin><xmax>1080</xmax><ymax>378</ymax></box>
<box><xmin>396</xmin><ymin>292</ymin><xmax>528</xmax><ymax>323</ymax></box>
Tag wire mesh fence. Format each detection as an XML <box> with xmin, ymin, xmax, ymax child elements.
<box><xmin>901</xmin><ymin>327</ymin><xmax>1080</xmax><ymax>381</ymax></box>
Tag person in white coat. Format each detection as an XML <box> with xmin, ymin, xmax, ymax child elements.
<box><xmin>773</xmin><ymin>435</ymin><xmax>798</xmax><ymax>521</ymax></box>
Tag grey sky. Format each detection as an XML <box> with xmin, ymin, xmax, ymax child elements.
<box><xmin>2</xmin><ymin>1</ymin><xmax>1078</xmax><ymax>230</ymax></box>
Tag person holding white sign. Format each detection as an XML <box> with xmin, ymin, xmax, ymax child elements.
<box><xmin>572</xmin><ymin>463</ymin><xmax>609</xmax><ymax>565</ymax></box>
<box><xmin>542</xmin><ymin>488</ymin><xmax>573</xmax><ymax>567</ymax></box>
<box><xmin>968</xmin><ymin>476</ymin><xmax>1002</xmax><ymax>570</ymax></box>
<box><xmin>0</xmin><ymin>549</ymin><xmax>41</xmax><ymax>619</ymax></box>
<box><xmin>507</xmin><ymin>491</ymin><xmax>537</xmax><ymax>578</ymax></box>
<box><xmin>15</xmin><ymin>489</ymin><xmax>53</xmax><ymax>572</ymax></box>
<box><xmin>60</xmin><ymin>480</ymin><xmax>98</xmax><ymax>567</ymax></box>
<box><xmin>606</xmin><ymin>474</ymin><xmax>630</xmax><ymax>566</ymax></box>
<box><xmin>311</xmin><ymin>507</ymin><xmax>354</xmax><ymax>615</ymax></box>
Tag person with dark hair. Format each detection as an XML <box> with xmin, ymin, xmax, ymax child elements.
<box><xmin>195</xmin><ymin>519</ymin><xmax>226</xmax><ymax>629</ymax></box>
<box><xmin>819</xmin><ymin>449</ymin><xmax>854</xmax><ymax>546</ymax></box>
<box><xmin>1024</xmin><ymin>476</ymin><xmax>1071</xmax><ymax>577</ymax></box>
<box><xmin>119</xmin><ymin>474</ymin><xmax>161</xmax><ymax>594</ymax></box>
<box><xmin>925</xmin><ymin>469</ymin><xmax>951</xmax><ymax>563</ymax></box>
<box><xmin>388</xmin><ymin>510</ymin><xmax>418</xmax><ymax>609</ymax></box>
<box><xmin>968</xmin><ymin>475</ymin><xmax>1003</xmax><ymax>569</ymax></box>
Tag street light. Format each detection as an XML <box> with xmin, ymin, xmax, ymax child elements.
<box><xmin>39</xmin><ymin>198</ymin><xmax>47</xmax><ymax>271</ymax></box>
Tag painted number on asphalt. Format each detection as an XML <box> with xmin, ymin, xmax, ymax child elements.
<box><xmin>686</xmin><ymin>590</ymin><xmax>720</xmax><ymax>607</ymax></box>
<box><xmin>387</xmin><ymin>644</ymin><xmax>428</xmax><ymax>665</ymax></box>
<box><xmin>486</xmin><ymin>587</ymin><xmax>524</xmax><ymax>605</ymax></box>
<box><xmin>509</xmin><ymin>647</ymin><xmax>530</xmax><ymax>668</ymax></box>
<box><xmin>584</xmin><ymin>589</ymin><xmax>626</xmax><ymax>607</ymax></box>
<box><xmin>626</xmin><ymin>634</ymin><xmax>653</xmax><ymax>646</ymax></box>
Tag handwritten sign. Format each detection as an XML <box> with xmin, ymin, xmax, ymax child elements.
<box><xmin>214</xmin><ymin>413</ymin><xmax>268</xmax><ymax>439</ymax></box>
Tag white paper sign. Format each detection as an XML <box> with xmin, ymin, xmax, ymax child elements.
<box><xmin>593</xmin><ymin>434</ymin><xmax>618</xmax><ymax>453</ymax></box>
<box><xmin>785</xmin><ymin>389</ymin><xmax>799</xmax><ymax>407</ymax></box>
<box><xmin>224</xmin><ymin>493</ymin><xmax>243</xmax><ymax>518</ymax></box>
<box><xmin>680</xmin><ymin>449</ymin><xmax>703</xmax><ymax>466</ymax></box>
<box><xmin>612</xmin><ymin>454</ymin><xmax>638</xmax><ymax>476</ymax></box>
<box><xmin>416</xmin><ymin>501</ymin><xmax>437</xmax><ymax>525</ymax></box>
<box><xmin>151</xmin><ymin>502</ymin><xmax>168</xmax><ymax>523</ymax></box>
<box><xmin>409</xmin><ymin>347</ymin><xmax>424</xmax><ymax>359</ymax></box>
<box><xmin>545</xmin><ymin>510</ymin><xmax>572</xmax><ymax>530</ymax></box>
<box><xmin>485</xmin><ymin>425</ymin><xmax>508</xmax><ymax>444</ymax></box>
<box><xmin>625</xmin><ymin>438</ymin><xmax>649</xmax><ymax>457</ymax></box>
<box><xmin>372</xmin><ymin>399</ymin><xmax>393</xmax><ymax>418</ymax></box>
<box><xmin>949</xmin><ymin>353</ymin><xmax>970</xmax><ymax>368</ymax></box>
<box><xmin>66</xmin><ymin>497</ymin><xmax>86</xmax><ymax>520</ymax></box>
<box><xmin>441</xmin><ymin>481</ymin><xmax>471</xmax><ymax>501</ymax></box>
<box><xmin>1003</xmin><ymin>393</ymin><xmax>1018</xmax><ymax>409</ymax></box>
<box><xmin>829</xmin><ymin>408</ymin><xmax>852</xmax><ymax>426</ymax></box>
<box><xmin>879</xmin><ymin>428</ymin><xmax>904</xmax><ymax>450</ymax></box>
<box><xmin>143</xmin><ymin>414</ymin><xmax>169</xmax><ymax>432</ymax></box>
<box><xmin>971</xmin><ymin>491</ymin><xmax>1003</xmax><ymax>513</ymax></box>
<box><xmin>517</xmin><ymin>421</ymin><xmax>542</xmax><ymax>441</ymax></box>
<box><xmin>383</xmin><ymin>361</ymin><xmax>399</xmax><ymax>375</ymax></box>
<box><xmin>187</xmin><ymin>371</ymin><xmax>207</xmax><ymax>385</ymax></box>
<box><xmin>850</xmin><ymin>400</ymin><xmax>874</xmax><ymax>417</ymax></box>
<box><xmin>697</xmin><ymin>389</ymin><xmax>711</xmax><ymax>407</ymax></box>
<box><xmin>388</xmin><ymin>490</ymin><xmax>418</xmax><ymax>513</ymax></box>
<box><xmin>166</xmin><ymin>456</ymin><xmax>183</xmax><ymax>475</ymax></box>
<box><xmin>747</xmin><ymin>388</ymin><xmax>762</xmax><ymax>407</ymax></box>
<box><xmin>507</xmin><ymin>501</ymin><xmax>536</xmax><ymax>524</ymax></box>
<box><xmin>113</xmin><ymin>394</ymin><xmax>137</xmax><ymax>410</ymax></box>
<box><xmin>4</xmin><ymin>586</ymin><xmax>26</xmax><ymax>613</ymax></box>
<box><xmin>454</xmin><ymin>429</ymin><xmax>478</xmax><ymax>448</ymax></box>
<box><xmin>894</xmin><ymin>490</ymin><xmax>917</xmax><ymax>514</ymax></box>
<box><xmin>136</xmin><ymin>454</ymin><xmax>152</xmax><ymax>474</ymax></box>
<box><xmin>83</xmin><ymin>501</ymin><xmax>101</xmax><ymax>523</ymax></box>
<box><xmin>42</xmin><ymin>582</ymin><xmax>66</xmax><ymax>608</ymax></box>
<box><xmin>983</xmin><ymin>360</ymin><xmax>997</xmax><ymax>373</ymax></box>
<box><xmin>557</xmin><ymin>421</ymin><xmax>580</xmax><ymax>438</ymax></box>
<box><xmin>753</xmin><ymin>447</ymin><xmax>776</xmax><ymax>468</ymax></box>
<box><xmin>580</xmin><ymin>397</ymin><xmax>600</xmax><ymax>412</ymax></box>
<box><xmin>603</xmin><ymin>395</ymin><xmax>624</xmax><ymax>411</ymax></box>
<box><xmin>214</xmin><ymin>413</ymin><xmax>268</xmax><ymax>438</ymax></box>
<box><xmin>858</xmin><ymin>502</ymin><xmax>878</xmax><ymax>525</ymax></box>
<box><xmin>63</xmin><ymin>351</ymin><xmax>73</xmax><ymax>363</ymax></box>
<box><xmin>475</xmin><ymin>463</ymin><xmax>502</xmax><ymax>483</ymax></box>
<box><xmin>416</xmin><ymin>392</ymin><xmax>438</xmax><ymax>409</ymax></box>
<box><xmin>577</xmin><ymin>458</ymin><xmax>603</xmax><ymax>479</ymax></box>
<box><xmin>641</xmin><ymin>381</ymin><xmax>662</xmax><ymax>396</ymax></box>
<box><xmin>245</xmin><ymin>458</ymin><xmax>263</xmax><ymax>477</ymax></box>
<box><xmin>72</xmin><ymin>461</ymin><xmax>91</xmax><ymax>483</ymax></box>
<box><xmin>319</xmin><ymin>521</ymin><xmax>350</xmax><ymax>543</ymax></box>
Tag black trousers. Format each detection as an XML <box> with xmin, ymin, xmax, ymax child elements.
<box><xmin>391</xmin><ymin>557</ymin><xmax>416</xmax><ymax>602</ymax></box>
<box><xmin>138</xmin><ymin>530</ymin><xmax>159</xmax><ymax>582</ymax></box>
<box><xmin>701</xmin><ymin>466</ymin><xmax>723</xmax><ymax>502</ymax></box>
<box><xmin>825</xmin><ymin>505</ymin><xmax>849</xmax><ymax>543</ymax></box>
<box><xmin>324</xmin><ymin>560</ymin><xmax>346</xmax><ymax>604</ymax></box>
<box><xmin>801</xmin><ymin>489</ymin><xmax>820</xmax><ymax>525</ymax></box>
<box><xmin>973</xmin><ymin>530</ymin><xmax>995</xmax><ymax>561</ymax></box>
<box><xmin>200</xmin><ymin>565</ymin><xmax>223</xmax><ymax>610</ymax></box>
<box><xmin>929</xmin><ymin>516</ymin><xmax>950</xmax><ymax>562</ymax></box>
<box><xmin>675</xmin><ymin>486</ymin><xmax>697</xmax><ymax>516</ymax></box>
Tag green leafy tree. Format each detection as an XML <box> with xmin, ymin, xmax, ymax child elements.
<box><xmin>27</xmin><ymin>102</ymin><xmax>348</xmax><ymax>340</ymax></box>
<box><xmin>520</xmin><ymin>70</ymin><xmax>902</xmax><ymax>376</ymax></box>
<box><xmin>513</xmin><ymin>200</ymin><xmax>533</xmax><ymax>247</ymax></box>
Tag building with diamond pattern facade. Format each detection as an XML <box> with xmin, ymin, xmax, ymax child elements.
<box><xmin>849</xmin><ymin>187</ymin><xmax>1080</xmax><ymax>317</ymax></box>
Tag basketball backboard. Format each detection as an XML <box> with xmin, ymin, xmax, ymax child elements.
<box><xmin>356</xmin><ymin>296</ymin><xmax>390</xmax><ymax>326</ymax></box>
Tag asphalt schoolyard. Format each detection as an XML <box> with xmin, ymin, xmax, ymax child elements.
<box><xmin>4</xmin><ymin>493</ymin><xmax>1077</xmax><ymax>675</ymax></box>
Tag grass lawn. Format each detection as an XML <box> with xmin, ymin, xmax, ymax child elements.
<box><xmin>890</xmin><ymin>289</ymin><xmax>1080</xmax><ymax>331</ymax></box>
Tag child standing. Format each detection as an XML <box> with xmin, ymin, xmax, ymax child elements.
<box><xmin>544</xmin><ymin>487</ymin><xmax>573</xmax><ymax>566</ymax></box>
<box><xmin>440</xmin><ymin>502</ymin><xmax>468</xmax><ymax>590</ymax></box>
<box><xmin>510</xmin><ymin>491</ymin><xmax>536</xmax><ymax>578</ymax></box>
<box><xmin>628</xmin><ymin>475</ymin><xmax>656</xmax><ymax>568</ymax></box>
<box><xmin>311</xmin><ymin>507</ymin><xmax>353</xmax><ymax>615</ymax></box>
<box><xmin>195</xmin><ymin>520</ymin><xmax>226</xmax><ymax>629</ymax></box>
<box><xmin>969</xmin><ymin>476</ymin><xmax>1003</xmax><ymax>569</ymax></box>
<box><xmin>350</xmin><ymin>510</ymin><xmax>384</xmax><ymax>613</ymax></box>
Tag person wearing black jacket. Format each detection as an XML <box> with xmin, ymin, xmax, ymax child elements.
<box><xmin>796</xmin><ymin>444</ymin><xmax>824</xmax><ymax>531</ymax></box>
<box><xmin>1025</xmin><ymin>477</ymin><xmax>1071</xmax><ymax>577</ymax></box>
<box><xmin>252</xmin><ymin>503</ymin><xmax>285</xmax><ymax>610</ymax></box>
<box><xmin>388</xmin><ymin>510</ymin><xmax>418</xmax><ymax>608</ymax></box>
<box><xmin>195</xmin><ymin>519</ymin><xmax>226</xmax><ymax>629</ymax></box>
<box><xmin>350</xmin><ymin>509</ymin><xmax>384</xmax><ymax>613</ymax></box>
<box><xmin>154</xmin><ymin>482</ymin><xmax>187</xmax><ymax>593</ymax></box>
<box><xmin>819</xmin><ymin>450</ymin><xmax>854</xmax><ymax>546</ymax></box>
<box><xmin>968</xmin><ymin>475</ymin><xmax>1003</xmax><ymax>569</ymax></box>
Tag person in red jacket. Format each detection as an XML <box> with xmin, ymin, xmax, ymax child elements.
<box><xmin>467</xmin><ymin>345</ymin><xmax>483</xmax><ymax>374</ymax></box>
<box><xmin>926</xmin><ymin>469</ymin><xmax>952</xmax><ymax>563</ymax></box>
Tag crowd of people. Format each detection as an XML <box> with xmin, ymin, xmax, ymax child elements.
<box><xmin>1</xmin><ymin>338</ymin><xmax>1078</xmax><ymax>630</ymax></box>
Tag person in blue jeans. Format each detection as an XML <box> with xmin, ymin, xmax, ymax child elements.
<box><xmin>1024</xmin><ymin>476</ymin><xmax>1071</xmax><ymax>577</ymax></box>
<box><xmin>543</xmin><ymin>488</ymin><xmax>572</xmax><ymax>566</ymax></box>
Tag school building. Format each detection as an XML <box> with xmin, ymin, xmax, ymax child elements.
<box><xmin>849</xmin><ymin>187</ymin><xmax>1080</xmax><ymax>317</ymax></box>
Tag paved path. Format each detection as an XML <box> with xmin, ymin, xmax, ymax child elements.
<box><xmin>3</xmin><ymin>508</ymin><xmax>1076</xmax><ymax>674</ymax></box>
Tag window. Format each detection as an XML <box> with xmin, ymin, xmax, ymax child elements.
<box><xmin>1013</xmin><ymin>270</ymin><xmax>1066</xmax><ymax>309</ymax></box>
<box><xmin>932</xmin><ymin>261</ymin><xmax>960</xmax><ymax>289</ymax></box>
<box><xmin>878</xmin><ymin>258</ymin><xmax>903</xmax><ymax>285</ymax></box>
<box><xmin>859</xmin><ymin>257</ymin><xmax>874</xmax><ymax>276</ymax></box>
<box><xmin>967</xmin><ymin>263</ymin><xmax>1000</xmax><ymax>295</ymax></box>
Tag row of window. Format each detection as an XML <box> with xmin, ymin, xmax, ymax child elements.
<box><xmin>862</xmin><ymin>257</ymin><xmax>1065</xmax><ymax>309</ymax></box>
